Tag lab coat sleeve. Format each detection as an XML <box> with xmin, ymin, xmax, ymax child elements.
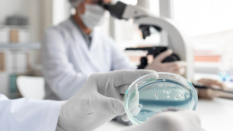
<box><xmin>110</xmin><ymin>40</ymin><xmax>136</xmax><ymax>70</ymax></box>
<box><xmin>42</xmin><ymin>28</ymin><xmax>88</xmax><ymax>100</ymax></box>
<box><xmin>0</xmin><ymin>94</ymin><xmax>62</xmax><ymax>131</ymax></box>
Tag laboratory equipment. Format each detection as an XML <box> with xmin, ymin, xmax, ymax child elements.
<box><xmin>125</xmin><ymin>46</ymin><xmax>181</xmax><ymax>69</ymax></box>
<box><xmin>98</xmin><ymin>0</ymin><xmax>193</xmax><ymax>81</ymax></box>
<box><xmin>124</xmin><ymin>72</ymin><xmax>198</xmax><ymax>125</ymax></box>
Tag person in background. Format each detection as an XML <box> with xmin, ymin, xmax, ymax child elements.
<box><xmin>197</xmin><ymin>78</ymin><xmax>227</xmax><ymax>99</ymax></box>
<box><xmin>42</xmin><ymin>0</ymin><xmax>186</xmax><ymax>100</ymax></box>
<box><xmin>0</xmin><ymin>70</ymin><xmax>204</xmax><ymax>131</ymax></box>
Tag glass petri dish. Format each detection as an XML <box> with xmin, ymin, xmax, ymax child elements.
<box><xmin>124</xmin><ymin>72</ymin><xmax>198</xmax><ymax>125</ymax></box>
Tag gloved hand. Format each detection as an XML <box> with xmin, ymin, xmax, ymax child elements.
<box><xmin>123</xmin><ymin>110</ymin><xmax>205</xmax><ymax>131</ymax></box>
<box><xmin>146</xmin><ymin>49</ymin><xmax>186</xmax><ymax>75</ymax></box>
<box><xmin>56</xmin><ymin>70</ymin><xmax>157</xmax><ymax>131</ymax></box>
<box><xmin>197</xmin><ymin>78</ymin><xmax>226</xmax><ymax>99</ymax></box>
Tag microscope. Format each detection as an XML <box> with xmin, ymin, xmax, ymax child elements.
<box><xmin>98</xmin><ymin>0</ymin><xmax>194</xmax><ymax>81</ymax></box>
<box><xmin>125</xmin><ymin>46</ymin><xmax>181</xmax><ymax>69</ymax></box>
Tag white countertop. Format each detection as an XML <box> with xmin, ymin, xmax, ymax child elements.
<box><xmin>197</xmin><ymin>98</ymin><xmax>233</xmax><ymax>131</ymax></box>
<box><xmin>95</xmin><ymin>98</ymin><xmax>233</xmax><ymax>131</ymax></box>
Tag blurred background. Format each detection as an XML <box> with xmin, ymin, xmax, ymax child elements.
<box><xmin>1</xmin><ymin>0</ymin><xmax>233</xmax><ymax>99</ymax></box>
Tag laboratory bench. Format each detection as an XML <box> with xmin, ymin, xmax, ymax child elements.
<box><xmin>95</xmin><ymin>98</ymin><xmax>233</xmax><ymax>131</ymax></box>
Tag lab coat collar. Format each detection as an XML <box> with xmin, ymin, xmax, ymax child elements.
<box><xmin>68</xmin><ymin>19</ymin><xmax>102</xmax><ymax>72</ymax></box>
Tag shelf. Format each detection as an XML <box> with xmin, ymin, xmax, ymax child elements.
<box><xmin>0</xmin><ymin>43</ymin><xmax>41</xmax><ymax>50</ymax></box>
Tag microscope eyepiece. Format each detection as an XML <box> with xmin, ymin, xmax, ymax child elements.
<box><xmin>96</xmin><ymin>0</ymin><xmax>110</xmax><ymax>10</ymax></box>
<box><xmin>97</xmin><ymin>0</ymin><xmax>127</xmax><ymax>20</ymax></box>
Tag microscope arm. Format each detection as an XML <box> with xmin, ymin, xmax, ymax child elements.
<box><xmin>121</xmin><ymin>5</ymin><xmax>193</xmax><ymax>81</ymax></box>
<box><xmin>136</xmin><ymin>17</ymin><xmax>193</xmax><ymax>81</ymax></box>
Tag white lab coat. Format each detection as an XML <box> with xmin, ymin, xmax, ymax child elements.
<box><xmin>42</xmin><ymin>19</ymin><xmax>135</xmax><ymax>100</ymax></box>
<box><xmin>0</xmin><ymin>94</ymin><xmax>62</xmax><ymax>131</ymax></box>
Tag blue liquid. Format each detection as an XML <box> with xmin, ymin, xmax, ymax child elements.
<box><xmin>127</xmin><ymin>79</ymin><xmax>196</xmax><ymax>123</ymax></box>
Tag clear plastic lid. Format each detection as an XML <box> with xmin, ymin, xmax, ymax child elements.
<box><xmin>124</xmin><ymin>72</ymin><xmax>198</xmax><ymax>125</ymax></box>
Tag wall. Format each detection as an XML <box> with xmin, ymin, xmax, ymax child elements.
<box><xmin>174</xmin><ymin>0</ymin><xmax>233</xmax><ymax>37</ymax></box>
<box><xmin>26</xmin><ymin>0</ymin><xmax>53</xmax><ymax>42</ymax></box>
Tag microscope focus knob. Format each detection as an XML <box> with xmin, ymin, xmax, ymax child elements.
<box><xmin>138</xmin><ymin>57</ymin><xmax>148</xmax><ymax>69</ymax></box>
<box><xmin>162</xmin><ymin>53</ymin><xmax>181</xmax><ymax>63</ymax></box>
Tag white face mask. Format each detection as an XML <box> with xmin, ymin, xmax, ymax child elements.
<box><xmin>80</xmin><ymin>4</ymin><xmax>105</xmax><ymax>29</ymax></box>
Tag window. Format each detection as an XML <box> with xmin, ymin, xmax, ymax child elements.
<box><xmin>173</xmin><ymin>0</ymin><xmax>233</xmax><ymax>37</ymax></box>
<box><xmin>173</xmin><ymin>0</ymin><xmax>233</xmax><ymax>74</ymax></box>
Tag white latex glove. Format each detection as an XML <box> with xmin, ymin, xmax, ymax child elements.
<box><xmin>56</xmin><ymin>70</ymin><xmax>157</xmax><ymax>131</ymax></box>
<box><xmin>123</xmin><ymin>110</ymin><xmax>205</xmax><ymax>131</ymax></box>
<box><xmin>146</xmin><ymin>49</ymin><xmax>186</xmax><ymax>75</ymax></box>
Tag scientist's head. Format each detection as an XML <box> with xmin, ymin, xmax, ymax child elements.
<box><xmin>69</xmin><ymin>0</ymin><xmax>111</xmax><ymax>31</ymax></box>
